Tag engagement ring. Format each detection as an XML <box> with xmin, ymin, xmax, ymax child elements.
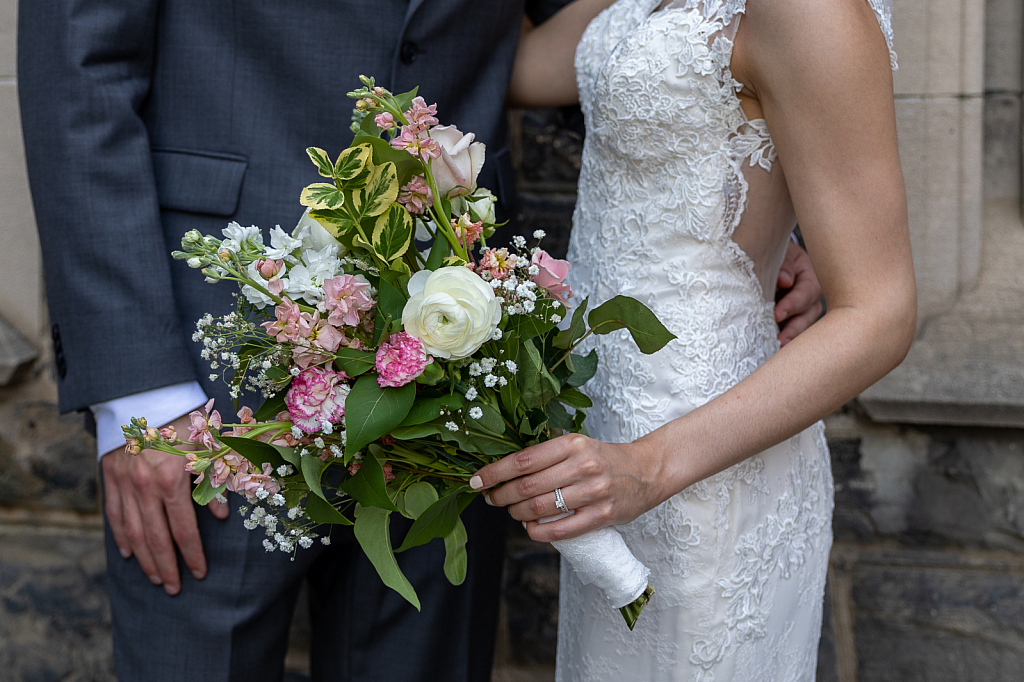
<box><xmin>554</xmin><ymin>487</ymin><xmax>570</xmax><ymax>514</ymax></box>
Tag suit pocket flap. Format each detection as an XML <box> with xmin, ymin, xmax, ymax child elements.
<box><xmin>152</xmin><ymin>148</ymin><xmax>248</xmax><ymax>216</ymax></box>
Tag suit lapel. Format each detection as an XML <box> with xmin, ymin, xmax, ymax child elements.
<box><xmin>404</xmin><ymin>0</ymin><xmax>429</xmax><ymax>26</ymax></box>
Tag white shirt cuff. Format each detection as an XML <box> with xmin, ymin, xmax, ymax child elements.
<box><xmin>90</xmin><ymin>382</ymin><xmax>208</xmax><ymax>459</ymax></box>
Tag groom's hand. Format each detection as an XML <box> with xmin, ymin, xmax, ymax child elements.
<box><xmin>775</xmin><ymin>240</ymin><xmax>824</xmax><ymax>346</ymax></box>
<box><xmin>101</xmin><ymin>413</ymin><xmax>229</xmax><ymax>596</ymax></box>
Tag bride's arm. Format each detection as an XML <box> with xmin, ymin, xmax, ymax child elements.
<box><xmin>472</xmin><ymin>0</ymin><xmax>916</xmax><ymax>542</ymax></box>
<box><xmin>506</xmin><ymin>0</ymin><xmax>617</xmax><ymax>108</ymax></box>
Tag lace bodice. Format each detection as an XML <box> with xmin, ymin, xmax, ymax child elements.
<box><xmin>557</xmin><ymin>1</ymin><xmax>895</xmax><ymax>680</ymax></box>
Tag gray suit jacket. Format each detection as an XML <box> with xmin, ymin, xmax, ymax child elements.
<box><xmin>20</xmin><ymin>0</ymin><xmax>570</xmax><ymax>413</ymax></box>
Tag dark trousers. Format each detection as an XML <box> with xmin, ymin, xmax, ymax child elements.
<box><xmin>103</xmin><ymin>485</ymin><xmax>507</xmax><ymax>682</ymax></box>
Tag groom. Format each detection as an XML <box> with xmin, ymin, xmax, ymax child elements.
<box><xmin>18</xmin><ymin>0</ymin><xmax>824</xmax><ymax>680</ymax></box>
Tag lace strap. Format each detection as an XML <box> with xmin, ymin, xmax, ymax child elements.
<box><xmin>866</xmin><ymin>0</ymin><xmax>898</xmax><ymax>70</ymax></box>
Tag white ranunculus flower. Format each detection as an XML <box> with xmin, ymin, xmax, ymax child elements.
<box><xmin>402</xmin><ymin>266</ymin><xmax>501</xmax><ymax>360</ymax></box>
<box><xmin>429</xmin><ymin>125</ymin><xmax>486</xmax><ymax>199</ymax></box>
<box><xmin>294</xmin><ymin>207</ymin><xmax>347</xmax><ymax>255</ymax></box>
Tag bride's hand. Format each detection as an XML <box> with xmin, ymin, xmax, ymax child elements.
<box><xmin>470</xmin><ymin>433</ymin><xmax>663</xmax><ymax>543</ymax></box>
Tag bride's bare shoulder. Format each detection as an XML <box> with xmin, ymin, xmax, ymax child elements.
<box><xmin>734</xmin><ymin>0</ymin><xmax>892</xmax><ymax>99</ymax></box>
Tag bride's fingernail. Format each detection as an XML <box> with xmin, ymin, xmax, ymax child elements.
<box><xmin>469</xmin><ymin>475</ymin><xmax>483</xmax><ymax>490</ymax></box>
<box><xmin>522</xmin><ymin>521</ymin><xmax>528</xmax><ymax>530</ymax></box>
<box><xmin>483</xmin><ymin>492</ymin><xmax>493</xmax><ymax>506</ymax></box>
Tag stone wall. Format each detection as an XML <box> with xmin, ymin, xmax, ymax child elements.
<box><xmin>2</xmin><ymin>2</ymin><xmax>1024</xmax><ymax>682</ymax></box>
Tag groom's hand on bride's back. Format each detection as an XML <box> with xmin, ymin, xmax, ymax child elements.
<box><xmin>775</xmin><ymin>240</ymin><xmax>824</xmax><ymax>346</ymax></box>
<box><xmin>101</xmin><ymin>413</ymin><xmax>230</xmax><ymax>596</ymax></box>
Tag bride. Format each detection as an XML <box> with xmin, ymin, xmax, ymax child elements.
<box><xmin>472</xmin><ymin>0</ymin><xmax>914</xmax><ymax>680</ymax></box>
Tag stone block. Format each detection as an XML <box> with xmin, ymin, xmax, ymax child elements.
<box><xmin>984</xmin><ymin>0</ymin><xmax>1023</xmax><ymax>92</ymax></box>
<box><xmin>500</xmin><ymin>525</ymin><xmax>561</xmax><ymax>667</ymax></box>
<box><xmin>514</xmin><ymin>108</ymin><xmax>584</xmax><ymax>190</ymax></box>
<box><xmin>851</xmin><ymin>560</ymin><xmax>1024</xmax><ymax>682</ymax></box>
<box><xmin>0</xmin><ymin>0</ymin><xmax>14</xmax><ymax>77</ymax></box>
<box><xmin>984</xmin><ymin>94</ymin><xmax>1021</xmax><ymax>201</ymax></box>
<box><xmin>0</xmin><ymin>83</ymin><xmax>43</xmax><ymax>342</ymax></box>
<box><xmin>0</xmin><ymin>313</ymin><xmax>36</xmax><ymax>385</ymax></box>
<box><xmin>0</xmin><ymin>399</ymin><xmax>98</xmax><ymax>512</ymax></box>
<box><xmin>0</xmin><ymin>524</ymin><xmax>114</xmax><ymax>682</ymax></box>
<box><xmin>892</xmin><ymin>0</ymin><xmax>985</xmax><ymax>97</ymax></box>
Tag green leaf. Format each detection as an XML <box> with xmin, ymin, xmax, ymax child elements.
<box><xmin>443</xmin><ymin>518</ymin><xmax>469</xmax><ymax>585</ymax></box>
<box><xmin>546</xmin><ymin>400</ymin><xmax>574</xmax><ymax>431</ymax></box>
<box><xmin>467</xmin><ymin>402</ymin><xmax>505</xmax><ymax>436</ymax></box>
<box><xmin>566</xmin><ymin>349</ymin><xmax>599</xmax><ymax>388</ymax></box>
<box><xmin>396</xmin><ymin>490</ymin><xmax>462</xmax><ymax>552</ymax></box>
<box><xmin>300</xmin><ymin>183</ymin><xmax>346</xmax><ymax>211</ymax></box>
<box><xmin>558</xmin><ymin>386</ymin><xmax>593</xmax><ymax>409</ymax></box>
<box><xmin>372</xmin><ymin>204</ymin><xmax>414</xmax><ymax>262</ymax></box>
<box><xmin>425</xmin><ymin>230</ymin><xmax>449</xmax><ymax>270</ymax></box>
<box><xmin>333</xmin><ymin>348</ymin><xmax>376</xmax><ymax>376</ymax></box>
<box><xmin>588</xmin><ymin>295</ymin><xmax>677</xmax><ymax>354</ymax></box>
<box><xmin>253</xmin><ymin>390</ymin><xmax>287</xmax><ymax>422</ymax></box>
<box><xmin>400</xmin><ymin>394</ymin><xmax>465</xmax><ymax>427</ymax></box>
<box><xmin>306</xmin><ymin>493</ymin><xmax>352</xmax><ymax>525</ymax></box>
<box><xmin>334</xmin><ymin>145</ymin><xmax>372</xmax><ymax>187</ymax></box>
<box><xmin>438</xmin><ymin>427</ymin><xmax>518</xmax><ymax>456</ymax></box>
<box><xmin>392</xmin><ymin>87</ymin><xmax>420</xmax><ymax>113</ymax></box>
<box><xmin>301</xmin><ymin>454</ymin><xmax>327</xmax><ymax>501</ymax></box>
<box><xmin>553</xmin><ymin>297</ymin><xmax>589</xmax><ymax>349</ymax></box>
<box><xmin>351</xmin><ymin>162</ymin><xmax>399</xmax><ymax>219</ymax></box>
<box><xmin>277</xmin><ymin>446</ymin><xmax>301</xmax><ymax>469</ymax></box>
<box><xmin>390</xmin><ymin>423</ymin><xmax>441</xmax><ymax>439</ymax></box>
<box><xmin>353</xmin><ymin>505</ymin><xmax>420</xmax><ymax>610</ymax></box>
<box><xmin>307</xmin><ymin>147</ymin><xmax>335</xmax><ymax>178</ymax></box>
<box><xmin>218</xmin><ymin>436</ymin><xmax>287</xmax><ymax>470</ymax></box>
<box><xmin>373</xmin><ymin>271</ymin><xmax>407</xmax><ymax>344</ymax></box>
<box><xmin>340</xmin><ymin>449</ymin><xmax>400</xmax><ymax>511</ymax></box>
<box><xmin>353</xmin><ymin>134</ymin><xmax>424</xmax><ymax>186</ymax></box>
<box><xmin>517</xmin><ymin>338</ymin><xmax>562</xmax><ymax>409</ymax></box>
<box><xmin>192</xmin><ymin>475</ymin><xmax>226</xmax><ymax>506</ymax></box>
<box><xmin>344</xmin><ymin>375</ymin><xmax>416</xmax><ymax>458</ymax></box>
<box><xmin>308</xmin><ymin>209</ymin><xmax>355</xmax><ymax>239</ymax></box>
<box><xmin>403</xmin><ymin>481</ymin><xmax>439</xmax><ymax>519</ymax></box>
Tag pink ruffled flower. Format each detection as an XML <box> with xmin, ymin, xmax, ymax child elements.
<box><xmin>391</xmin><ymin>127</ymin><xmax>442</xmax><ymax>161</ymax></box>
<box><xmin>452</xmin><ymin>214</ymin><xmax>483</xmax><ymax>249</ymax></box>
<box><xmin>187</xmin><ymin>399</ymin><xmax>222</xmax><ymax>451</ymax></box>
<box><xmin>532</xmin><ymin>249</ymin><xmax>574</xmax><ymax>306</ymax></box>
<box><xmin>285</xmin><ymin>366</ymin><xmax>350</xmax><ymax>433</ymax></box>
<box><xmin>292</xmin><ymin>314</ymin><xmax>346</xmax><ymax>369</ymax></box>
<box><xmin>404</xmin><ymin>97</ymin><xmax>439</xmax><ymax>132</ymax></box>
<box><xmin>375</xmin><ymin>332</ymin><xmax>431</xmax><ymax>388</ymax></box>
<box><xmin>323</xmin><ymin>274</ymin><xmax>375</xmax><ymax>327</ymax></box>
<box><xmin>262</xmin><ymin>298</ymin><xmax>310</xmax><ymax>345</ymax></box>
<box><xmin>398</xmin><ymin>175</ymin><xmax>433</xmax><ymax>215</ymax></box>
<box><xmin>229</xmin><ymin>461</ymin><xmax>281</xmax><ymax>503</ymax></box>
<box><xmin>230</xmin><ymin>406</ymin><xmax>256</xmax><ymax>437</ymax></box>
<box><xmin>208</xmin><ymin>452</ymin><xmax>245</xmax><ymax>489</ymax></box>
<box><xmin>478</xmin><ymin>247</ymin><xmax>518</xmax><ymax>280</ymax></box>
<box><xmin>374</xmin><ymin>112</ymin><xmax>395</xmax><ymax>131</ymax></box>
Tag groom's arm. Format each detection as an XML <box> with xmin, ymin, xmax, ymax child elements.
<box><xmin>18</xmin><ymin>0</ymin><xmax>227</xmax><ymax>596</ymax></box>
<box><xmin>18</xmin><ymin>0</ymin><xmax>197</xmax><ymax>413</ymax></box>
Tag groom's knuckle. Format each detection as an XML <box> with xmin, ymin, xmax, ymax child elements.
<box><xmin>130</xmin><ymin>468</ymin><xmax>152</xmax><ymax>491</ymax></box>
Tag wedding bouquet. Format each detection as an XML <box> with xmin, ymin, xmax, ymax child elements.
<box><xmin>123</xmin><ymin>77</ymin><xmax>673</xmax><ymax>630</ymax></box>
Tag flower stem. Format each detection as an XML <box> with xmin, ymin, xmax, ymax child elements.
<box><xmin>619</xmin><ymin>585</ymin><xmax>654</xmax><ymax>631</ymax></box>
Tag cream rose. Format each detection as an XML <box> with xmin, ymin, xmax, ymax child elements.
<box><xmin>402</xmin><ymin>266</ymin><xmax>501</xmax><ymax>360</ymax></box>
<box><xmin>430</xmin><ymin>125</ymin><xmax>486</xmax><ymax>199</ymax></box>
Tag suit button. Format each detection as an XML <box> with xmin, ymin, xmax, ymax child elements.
<box><xmin>400</xmin><ymin>40</ymin><xmax>419</xmax><ymax>65</ymax></box>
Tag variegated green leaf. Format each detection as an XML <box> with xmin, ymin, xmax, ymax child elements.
<box><xmin>306</xmin><ymin>147</ymin><xmax>334</xmax><ymax>178</ymax></box>
<box><xmin>372</xmin><ymin>204</ymin><xmax>414</xmax><ymax>262</ymax></box>
<box><xmin>300</xmin><ymin>183</ymin><xmax>345</xmax><ymax>211</ymax></box>
<box><xmin>334</xmin><ymin>145</ymin><xmax>373</xmax><ymax>187</ymax></box>
<box><xmin>308</xmin><ymin>208</ymin><xmax>355</xmax><ymax>239</ymax></box>
<box><xmin>351</xmin><ymin>162</ymin><xmax>399</xmax><ymax>219</ymax></box>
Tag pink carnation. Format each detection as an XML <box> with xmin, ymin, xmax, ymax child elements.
<box><xmin>532</xmin><ymin>249</ymin><xmax>574</xmax><ymax>306</ymax></box>
<box><xmin>323</xmin><ymin>274</ymin><xmax>375</xmax><ymax>327</ymax></box>
<box><xmin>375</xmin><ymin>331</ymin><xmax>431</xmax><ymax>388</ymax></box>
<box><xmin>398</xmin><ymin>175</ymin><xmax>434</xmax><ymax>215</ymax></box>
<box><xmin>187</xmin><ymin>399</ymin><xmax>222</xmax><ymax>451</ymax></box>
<box><xmin>285</xmin><ymin>366</ymin><xmax>350</xmax><ymax>433</ymax></box>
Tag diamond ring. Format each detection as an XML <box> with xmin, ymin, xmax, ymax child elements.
<box><xmin>554</xmin><ymin>487</ymin><xmax>570</xmax><ymax>514</ymax></box>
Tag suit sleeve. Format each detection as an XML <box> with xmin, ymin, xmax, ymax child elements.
<box><xmin>18</xmin><ymin>0</ymin><xmax>199</xmax><ymax>413</ymax></box>
<box><xmin>524</xmin><ymin>0</ymin><xmax>576</xmax><ymax>25</ymax></box>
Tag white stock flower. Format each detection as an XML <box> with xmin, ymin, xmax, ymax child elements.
<box><xmin>242</xmin><ymin>261</ymin><xmax>278</xmax><ymax>309</ymax></box>
<box><xmin>429</xmin><ymin>125</ymin><xmax>486</xmax><ymax>199</ymax></box>
<box><xmin>283</xmin><ymin>244</ymin><xmax>342</xmax><ymax>303</ymax></box>
<box><xmin>402</xmin><ymin>266</ymin><xmax>501</xmax><ymax>360</ymax></box>
<box><xmin>222</xmin><ymin>222</ymin><xmax>264</xmax><ymax>251</ymax></box>
<box><xmin>266</xmin><ymin>225</ymin><xmax>304</xmax><ymax>262</ymax></box>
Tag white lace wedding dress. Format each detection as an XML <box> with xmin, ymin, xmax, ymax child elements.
<box><xmin>558</xmin><ymin>1</ymin><xmax>896</xmax><ymax>680</ymax></box>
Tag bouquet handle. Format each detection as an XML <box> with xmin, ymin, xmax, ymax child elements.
<box><xmin>540</xmin><ymin>515</ymin><xmax>654</xmax><ymax>629</ymax></box>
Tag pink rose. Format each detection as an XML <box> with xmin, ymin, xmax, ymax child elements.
<box><xmin>323</xmin><ymin>274</ymin><xmax>375</xmax><ymax>327</ymax></box>
<box><xmin>531</xmin><ymin>249</ymin><xmax>574</xmax><ymax>306</ymax></box>
<box><xmin>375</xmin><ymin>331</ymin><xmax>431</xmax><ymax>388</ymax></box>
<box><xmin>285</xmin><ymin>366</ymin><xmax>350</xmax><ymax>433</ymax></box>
<box><xmin>429</xmin><ymin>125</ymin><xmax>485</xmax><ymax>199</ymax></box>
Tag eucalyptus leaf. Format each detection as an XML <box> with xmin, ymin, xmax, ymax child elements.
<box><xmin>353</xmin><ymin>505</ymin><xmax>420</xmax><ymax>610</ymax></box>
<box><xmin>588</xmin><ymin>295</ymin><xmax>677</xmax><ymax>354</ymax></box>
<box><xmin>546</xmin><ymin>401</ymin><xmax>574</xmax><ymax>431</ymax></box>
<box><xmin>344</xmin><ymin>375</ymin><xmax>416</xmax><ymax>458</ymax></box>
<box><xmin>557</xmin><ymin>386</ymin><xmax>594</xmax><ymax>409</ymax></box>
<box><xmin>443</xmin><ymin>518</ymin><xmax>468</xmax><ymax>585</ymax></box>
